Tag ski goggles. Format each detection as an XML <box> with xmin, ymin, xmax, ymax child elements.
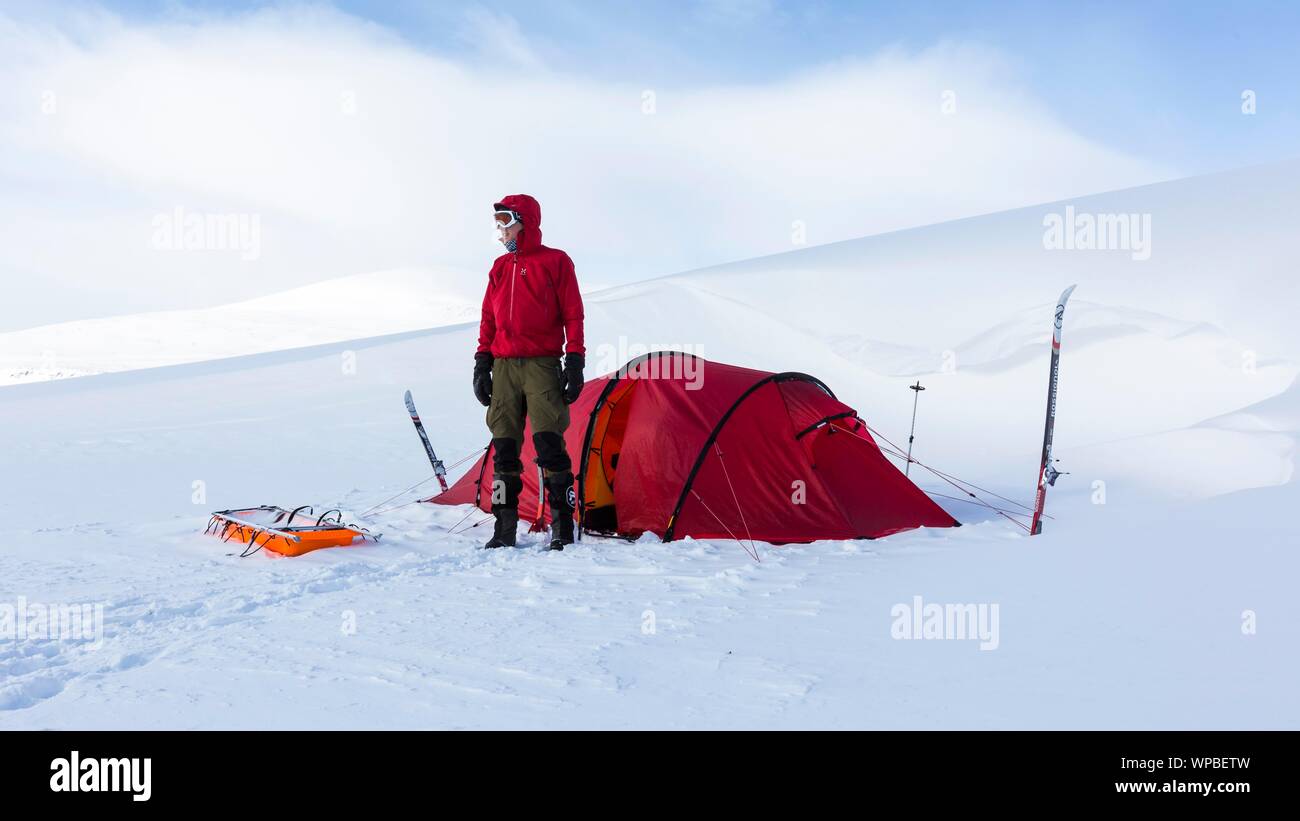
<box><xmin>494</xmin><ymin>209</ymin><xmax>522</xmax><ymax>230</ymax></box>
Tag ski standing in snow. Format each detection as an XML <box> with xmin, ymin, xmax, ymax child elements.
<box><xmin>405</xmin><ymin>390</ymin><xmax>449</xmax><ymax>493</ymax></box>
<box><xmin>1030</xmin><ymin>284</ymin><xmax>1077</xmax><ymax>535</ymax></box>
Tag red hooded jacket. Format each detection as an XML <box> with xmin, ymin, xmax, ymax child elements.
<box><xmin>477</xmin><ymin>194</ymin><xmax>585</xmax><ymax>359</ymax></box>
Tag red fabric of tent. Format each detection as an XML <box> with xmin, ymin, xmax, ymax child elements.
<box><xmin>428</xmin><ymin>352</ymin><xmax>958</xmax><ymax>543</ymax></box>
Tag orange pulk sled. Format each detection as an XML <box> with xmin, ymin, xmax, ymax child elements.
<box><xmin>205</xmin><ymin>505</ymin><xmax>380</xmax><ymax>557</ymax></box>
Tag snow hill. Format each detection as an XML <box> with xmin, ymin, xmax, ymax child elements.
<box><xmin>660</xmin><ymin>159</ymin><xmax>1300</xmax><ymax>357</ymax></box>
<box><xmin>2</xmin><ymin>162</ymin><xmax>1298</xmax><ymax>728</ymax></box>
<box><xmin>0</xmin><ymin>267</ymin><xmax>478</xmax><ymax>385</ymax></box>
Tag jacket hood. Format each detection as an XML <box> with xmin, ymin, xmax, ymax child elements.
<box><xmin>495</xmin><ymin>194</ymin><xmax>542</xmax><ymax>253</ymax></box>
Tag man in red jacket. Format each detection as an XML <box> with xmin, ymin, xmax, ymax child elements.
<box><xmin>473</xmin><ymin>194</ymin><xmax>585</xmax><ymax>550</ymax></box>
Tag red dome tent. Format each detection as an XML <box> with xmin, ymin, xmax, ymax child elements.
<box><xmin>429</xmin><ymin>352</ymin><xmax>958</xmax><ymax>543</ymax></box>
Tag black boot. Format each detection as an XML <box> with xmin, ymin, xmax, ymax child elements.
<box><xmin>483</xmin><ymin>470</ymin><xmax>522</xmax><ymax>549</ymax></box>
<box><xmin>544</xmin><ymin>471</ymin><xmax>576</xmax><ymax>550</ymax></box>
<box><xmin>484</xmin><ymin>506</ymin><xmax>518</xmax><ymax>549</ymax></box>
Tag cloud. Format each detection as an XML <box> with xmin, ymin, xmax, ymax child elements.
<box><xmin>0</xmin><ymin>5</ymin><xmax>1174</xmax><ymax>328</ymax></box>
<box><xmin>457</xmin><ymin>6</ymin><xmax>543</xmax><ymax>69</ymax></box>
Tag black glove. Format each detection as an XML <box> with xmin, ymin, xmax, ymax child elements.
<box><xmin>473</xmin><ymin>352</ymin><xmax>493</xmax><ymax>407</ymax></box>
<box><xmin>561</xmin><ymin>353</ymin><xmax>584</xmax><ymax>404</ymax></box>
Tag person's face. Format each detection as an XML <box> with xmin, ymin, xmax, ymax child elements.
<box><xmin>498</xmin><ymin>221</ymin><xmax>523</xmax><ymax>247</ymax></box>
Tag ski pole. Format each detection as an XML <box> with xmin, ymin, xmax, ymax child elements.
<box><xmin>905</xmin><ymin>381</ymin><xmax>925</xmax><ymax>476</ymax></box>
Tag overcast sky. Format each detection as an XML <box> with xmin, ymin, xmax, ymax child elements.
<box><xmin>1</xmin><ymin>0</ymin><xmax>1296</xmax><ymax>330</ymax></box>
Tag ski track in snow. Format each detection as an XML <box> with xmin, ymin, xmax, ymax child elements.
<box><xmin>4</xmin><ymin>489</ymin><xmax>1297</xmax><ymax>729</ymax></box>
<box><xmin>2</xmin><ymin>501</ymin><xmax>858</xmax><ymax>727</ymax></box>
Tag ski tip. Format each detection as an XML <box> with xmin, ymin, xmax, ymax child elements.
<box><xmin>1059</xmin><ymin>284</ymin><xmax>1078</xmax><ymax>304</ymax></box>
<box><xmin>403</xmin><ymin>390</ymin><xmax>416</xmax><ymax>413</ymax></box>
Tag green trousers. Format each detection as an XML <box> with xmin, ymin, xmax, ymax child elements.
<box><xmin>486</xmin><ymin>356</ymin><xmax>570</xmax><ymax>447</ymax></box>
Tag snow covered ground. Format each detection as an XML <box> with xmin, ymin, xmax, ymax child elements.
<box><xmin>2</xmin><ymin>163</ymin><xmax>1298</xmax><ymax>729</ymax></box>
